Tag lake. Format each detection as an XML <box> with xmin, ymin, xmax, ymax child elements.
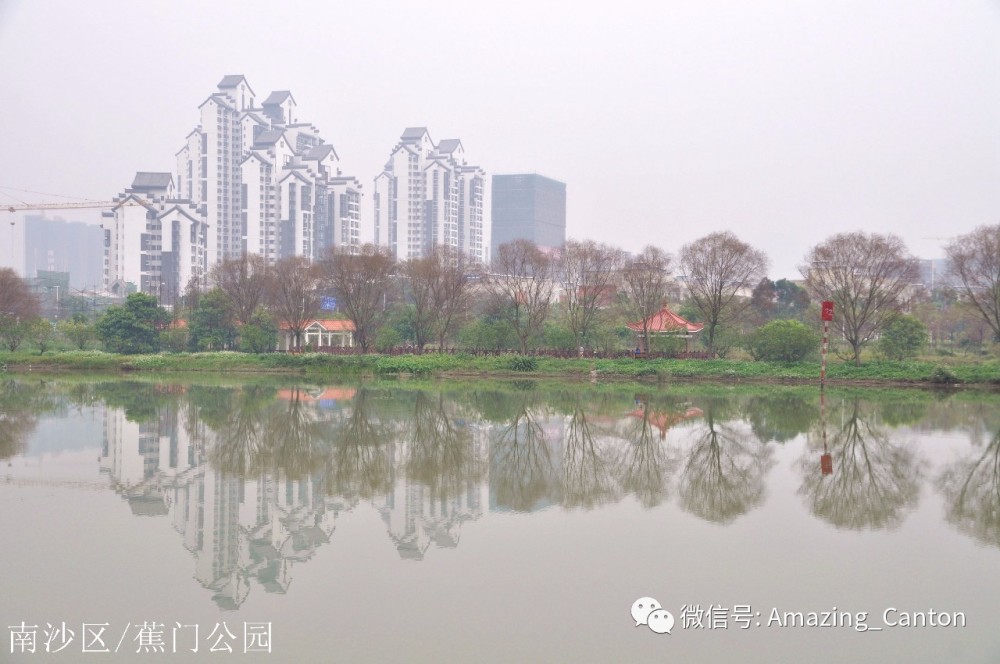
<box><xmin>2</xmin><ymin>377</ymin><xmax>999</xmax><ymax>662</ymax></box>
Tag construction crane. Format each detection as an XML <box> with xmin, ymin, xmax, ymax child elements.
<box><xmin>5</xmin><ymin>199</ymin><xmax>152</xmax><ymax>214</ymax></box>
<box><xmin>1</xmin><ymin>185</ymin><xmax>147</xmax><ymax>215</ymax></box>
<box><xmin>6</xmin><ymin>201</ymin><xmax>121</xmax><ymax>212</ymax></box>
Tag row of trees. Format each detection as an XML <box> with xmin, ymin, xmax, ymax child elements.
<box><xmin>2</xmin><ymin>224</ymin><xmax>998</xmax><ymax>362</ymax></box>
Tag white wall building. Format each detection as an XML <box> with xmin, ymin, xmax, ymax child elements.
<box><xmin>110</xmin><ymin>75</ymin><xmax>361</xmax><ymax>302</ymax></box>
<box><xmin>102</xmin><ymin>172</ymin><xmax>207</xmax><ymax>303</ymax></box>
<box><xmin>373</xmin><ymin>127</ymin><xmax>489</xmax><ymax>263</ymax></box>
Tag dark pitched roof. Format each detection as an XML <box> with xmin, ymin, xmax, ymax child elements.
<box><xmin>241</xmin><ymin>151</ymin><xmax>273</xmax><ymax>167</ymax></box>
<box><xmin>157</xmin><ymin>204</ymin><xmax>201</xmax><ymax>223</ymax></box>
<box><xmin>253</xmin><ymin>129</ymin><xmax>286</xmax><ymax>147</ymax></box>
<box><xmin>401</xmin><ymin>126</ymin><xmax>429</xmax><ymax>141</ymax></box>
<box><xmin>198</xmin><ymin>93</ymin><xmax>234</xmax><ymax>110</ymax></box>
<box><xmin>131</xmin><ymin>172</ymin><xmax>173</xmax><ymax>190</ymax></box>
<box><xmin>305</xmin><ymin>144</ymin><xmax>336</xmax><ymax>161</ymax></box>
<box><xmin>437</xmin><ymin>138</ymin><xmax>462</xmax><ymax>154</ymax></box>
<box><xmin>278</xmin><ymin>169</ymin><xmax>311</xmax><ymax>185</ymax></box>
<box><xmin>218</xmin><ymin>74</ymin><xmax>248</xmax><ymax>88</ymax></box>
<box><xmin>263</xmin><ymin>90</ymin><xmax>296</xmax><ymax>106</ymax></box>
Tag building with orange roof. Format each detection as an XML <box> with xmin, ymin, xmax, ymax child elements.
<box><xmin>278</xmin><ymin>319</ymin><xmax>355</xmax><ymax>351</ymax></box>
<box><xmin>626</xmin><ymin>306</ymin><xmax>704</xmax><ymax>352</ymax></box>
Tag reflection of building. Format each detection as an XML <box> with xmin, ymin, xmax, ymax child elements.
<box><xmin>373</xmin><ymin>431</ymin><xmax>490</xmax><ymax>560</ymax></box>
<box><xmin>491</xmin><ymin>173</ymin><xmax>566</xmax><ymax>257</ymax></box>
<box><xmin>100</xmin><ymin>399</ymin><xmax>349</xmax><ymax>610</ymax></box>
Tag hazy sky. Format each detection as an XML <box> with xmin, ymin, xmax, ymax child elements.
<box><xmin>0</xmin><ymin>0</ymin><xmax>997</xmax><ymax>278</ymax></box>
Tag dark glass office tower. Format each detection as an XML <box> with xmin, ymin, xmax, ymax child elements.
<box><xmin>491</xmin><ymin>174</ymin><xmax>566</xmax><ymax>257</ymax></box>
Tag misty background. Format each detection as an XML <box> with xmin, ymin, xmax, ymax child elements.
<box><xmin>0</xmin><ymin>0</ymin><xmax>997</xmax><ymax>279</ymax></box>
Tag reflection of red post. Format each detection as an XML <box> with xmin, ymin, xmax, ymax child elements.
<box><xmin>821</xmin><ymin>301</ymin><xmax>834</xmax><ymax>386</ymax></box>
<box><xmin>820</xmin><ymin>387</ymin><xmax>832</xmax><ymax>475</ymax></box>
<box><xmin>820</xmin><ymin>452</ymin><xmax>833</xmax><ymax>475</ymax></box>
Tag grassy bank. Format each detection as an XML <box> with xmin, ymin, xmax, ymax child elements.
<box><xmin>3</xmin><ymin>349</ymin><xmax>1000</xmax><ymax>387</ymax></box>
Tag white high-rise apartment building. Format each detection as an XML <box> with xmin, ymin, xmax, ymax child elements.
<box><xmin>176</xmin><ymin>75</ymin><xmax>362</xmax><ymax>264</ymax></box>
<box><xmin>102</xmin><ymin>172</ymin><xmax>207</xmax><ymax>303</ymax></box>
<box><xmin>373</xmin><ymin>127</ymin><xmax>489</xmax><ymax>263</ymax></box>
<box><xmin>106</xmin><ymin>75</ymin><xmax>361</xmax><ymax>303</ymax></box>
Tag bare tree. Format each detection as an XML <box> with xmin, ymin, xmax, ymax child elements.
<box><xmin>403</xmin><ymin>246</ymin><xmax>475</xmax><ymax>352</ymax></box>
<box><xmin>267</xmin><ymin>256</ymin><xmax>320</xmax><ymax>351</ymax></box>
<box><xmin>802</xmin><ymin>232</ymin><xmax>919</xmax><ymax>366</ymax></box>
<box><xmin>210</xmin><ymin>254</ymin><xmax>271</xmax><ymax>326</ymax></box>
<box><xmin>488</xmin><ymin>240</ymin><xmax>556</xmax><ymax>353</ymax></box>
<box><xmin>320</xmin><ymin>244</ymin><xmax>395</xmax><ymax>353</ymax></box>
<box><xmin>680</xmin><ymin>231</ymin><xmax>768</xmax><ymax>352</ymax></box>
<box><xmin>559</xmin><ymin>240</ymin><xmax>625</xmax><ymax>349</ymax></box>
<box><xmin>945</xmin><ymin>224</ymin><xmax>1000</xmax><ymax>342</ymax></box>
<box><xmin>430</xmin><ymin>246</ymin><xmax>477</xmax><ymax>352</ymax></box>
<box><xmin>620</xmin><ymin>246</ymin><xmax>671</xmax><ymax>353</ymax></box>
<box><xmin>403</xmin><ymin>253</ymin><xmax>438</xmax><ymax>351</ymax></box>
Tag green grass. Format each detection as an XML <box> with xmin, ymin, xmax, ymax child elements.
<box><xmin>2</xmin><ymin>350</ymin><xmax>999</xmax><ymax>387</ymax></box>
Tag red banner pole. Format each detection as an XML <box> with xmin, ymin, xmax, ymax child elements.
<box><xmin>821</xmin><ymin>319</ymin><xmax>829</xmax><ymax>386</ymax></box>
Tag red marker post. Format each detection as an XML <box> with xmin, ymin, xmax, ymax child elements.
<box><xmin>820</xmin><ymin>301</ymin><xmax>834</xmax><ymax>386</ymax></box>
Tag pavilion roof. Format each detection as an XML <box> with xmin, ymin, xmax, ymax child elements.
<box><xmin>626</xmin><ymin>306</ymin><xmax>704</xmax><ymax>334</ymax></box>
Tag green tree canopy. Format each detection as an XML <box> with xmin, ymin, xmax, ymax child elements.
<box><xmin>96</xmin><ymin>293</ymin><xmax>169</xmax><ymax>354</ymax></box>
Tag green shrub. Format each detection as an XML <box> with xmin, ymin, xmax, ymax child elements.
<box><xmin>506</xmin><ymin>355</ymin><xmax>538</xmax><ymax>372</ymax></box>
<box><xmin>159</xmin><ymin>327</ymin><xmax>189</xmax><ymax>353</ymax></box>
<box><xmin>747</xmin><ymin>319</ymin><xmax>819</xmax><ymax>362</ymax></box>
<box><xmin>238</xmin><ymin>314</ymin><xmax>278</xmax><ymax>353</ymax></box>
<box><xmin>929</xmin><ymin>366</ymin><xmax>958</xmax><ymax>384</ymax></box>
<box><xmin>375</xmin><ymin>326</ymin><xmax>403</xmax><ymax>352</ymax></box>
<box><xmin>878</xmin><ymin>315</ymin><xmax>928</xmax><ymax>361</ymax></box>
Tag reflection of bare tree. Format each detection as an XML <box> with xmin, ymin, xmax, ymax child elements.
<box><xmin>406</xmin><ymin>392</ymin><xmax>484</xmax><ymax>499</ymax></box>
<box><xmin>490</xmin><ymin>403</ymin><xmax>557</xmax><ymax>511</ymax></box>
<box><xmin>798</xmin><ymin>398</ymin><xmax>921</xmax><ymax>530</ymax></box>
<box><xmin>562</xmin><ymin>405</ymin><xmax>619</xmax><ymax>509</ymax></box>
<box><xmin>266</xmin><ymin>388</ymin><xmax>326</xmax><ymax>479</ymax></box>
<box><xmin>0</xmin><ymin>381</ymin><xmax>50</xmax><ymax>460</ymax></box>
<box><xmin>679</xmin><ymin>407</ymin><xmax>773</xmax><ymax>523</ymax></box>
<box><xmin>938</xmin><ymin>430</ymin><xmax>1000</xmax><ymax>548</ymax></box>
<box><xmin>616</xmin><ymin>400</ymin><xmax>682</xmax><ymax>508</ymax></box>
<box><xmin>327</xmin><ymin>389</ymin><xmax>393</xmax><ymax>500</ymax></box>
<box><xmin>208</xmin><ymin>387</ymin><xmax>273</xmax><ymax>477</ymax></box>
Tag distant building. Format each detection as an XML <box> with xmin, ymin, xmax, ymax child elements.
<box><xmin>23</xmin><ymin>215</ymin><xmax>104</xmax><ymax>289</ymax></box>
<box><xmin>917</xmin><ymin>258</ymin><xmax>959</xmax><ymax>291</ymax></box>
<box><xmin>491</xmin><ymin>173</ymin><xmax>566</xmax><ymax>257</ymax></box>
<box><xmin>372</xmin><ymin>127</ymin><xmax>488</xmax><ymax>263</ymax></box>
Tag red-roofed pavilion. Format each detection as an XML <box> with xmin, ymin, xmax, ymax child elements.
<box><xmin>626</xmin><ymin>306</ymin><xmax>704</xmax><ymax>352</ymax></box>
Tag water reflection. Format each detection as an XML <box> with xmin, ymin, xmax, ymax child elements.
<box><xmin>562</xmin><ymin>401</ymin><xmax>619</xmax><ymax>509</ymax></box>
<box><xmin>798</xmin><ymin>397</ymin><xmax>923</xmax><ymax>530</ymax></box>
<box><xmin>616</xmin><ymin>397</ymin><xmax>692</xmax><ymax>508</ymax></box>
<box><xmin>938</xmin><ymin>428</ymin><xmax>1000</xmax><ymax>548</ymax></box>
<box><xmin>9</xmin><ymin>379</ymin><xmax>1000</xmax><ymax>610</ymax></box>
<box><xmin>0</xmin><ymin>380</ymin><xmax>56</xmax><ymax>461</ymax></box>
<box><xmin>678</xmin><ymin>401</ymin><xmax>774</xmax><ymax>523</ymax></box>
<box><xmin>489</xmin><ymin>397</ymin><xmax>558</xmax><ymax>511</ymax></box>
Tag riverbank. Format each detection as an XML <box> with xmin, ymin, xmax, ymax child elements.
<box><xmin>2</xmin><ymin>350</ymin><xmax>999</xmax><ymax>387</ymax></box>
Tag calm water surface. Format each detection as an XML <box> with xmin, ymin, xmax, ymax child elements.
<box><xmin>2</xmin><ymin>378</ymin><xmax>999</xmax><ymax>662</ymax></box>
